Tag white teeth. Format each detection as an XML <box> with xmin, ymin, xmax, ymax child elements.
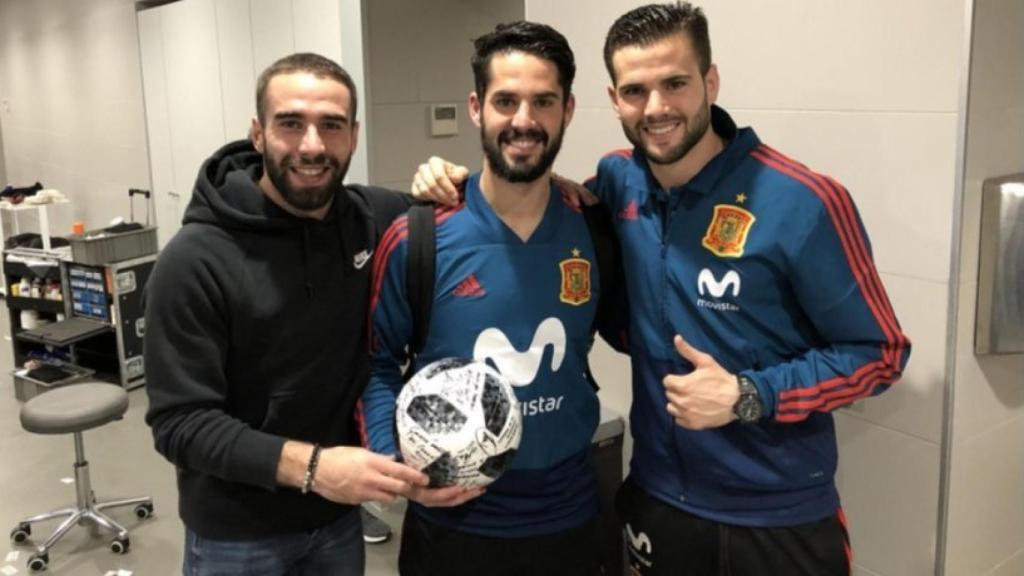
<box><xmin>646</xmin><ymin>123</ymin><xmax>679</xmax><ymax>135</ymax></box>
<box><xmin>295</xmin><ymin>167</ymin><xmax>325</xmax><ymax>176</ymax></box>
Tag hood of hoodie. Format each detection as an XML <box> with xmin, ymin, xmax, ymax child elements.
<box><xmin>184</xmin><ymin>139</ymin><xmax>352</xmax><ymax>231</ymax></box>
<box><xmin>184</xmin><ymin>139</ymin><xmax>366</xmax><ymax>296</ymax></box>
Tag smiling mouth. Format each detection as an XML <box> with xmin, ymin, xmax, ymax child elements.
<box><xmin>642</xmin><ymin>120</ymin><xmax>682</xmax><ymax>137</ymax></box>
<box><xmin>292</xmin><ymin>166</ymin><xmax>328</xmax><ymax>176</ymax></box>
<box><xmin>505</xmin><ymin>138</ymin><xmax>542</xmax><ymax>154</ymax></box>
<box><xmin>287</xmin><ymin>164</ymin><xmax>334</xmax><ymax>186</ymax></box>
<box><xmin>285</xmin><ymin>154</ymin><xmax>339</xmax><ymax>182</ymax></box>
<box><xmin>499</xmin><ymin>129</ymin><xmax>546</xmax><ymax>155</ymax></box>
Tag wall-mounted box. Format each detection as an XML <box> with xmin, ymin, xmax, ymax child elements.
<box><xmin>430</xmin><ymin>104</ymin><xmax>458</xmax><ymax>137</ymax></box>
<box><xmin>975</xmin><ymin>173</ymin><xmax>1024</xmax><ymax>355</ymax></box>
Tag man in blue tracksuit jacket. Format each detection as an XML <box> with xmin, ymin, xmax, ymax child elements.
<box><xmin>413</xmin><ymin>3</ymin><xmax>911</xmax><ymax>575</ymax></box>
<box><xmin>588</xmin><ymin>4</ymin><xmax>911</xmax><ymax>575</ymax></box>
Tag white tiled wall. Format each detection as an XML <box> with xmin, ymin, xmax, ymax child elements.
<box><xmin>527</xmin><ymin>1</ymin><xmax>966</xmax><ymax>575</ymax></box>
<box><xmin>989</xmin><ymin>550</ymin><xmax>1024</xmax><ymax>576</ymax></box>
<box><xmin>708</xmin><ymin>0</ymin><xmax>964</xmax><ymax>114</ymax></box>
<box><xmin>945</xmin><ymin>0</ymin><xmax>1024</xmax><ymax>573</ymax></box>
<box><xmin>945</xmin><ymin>416</ymin><xmax>1024</xmax><ymax>576</ymax></box>
<box><xmin>835</xmin><ymin>413</ymin><xmax>942</xmax><ymax>576</ymax></box>
<box><xmin>730</xmin><ymin>109</ymin><xmax>960</xmax><ymax>284</ymax></box>
<box><xmin>0</xmin><ymin>108</ymin><xmax>6</xmax><ymax>185</ymax></box>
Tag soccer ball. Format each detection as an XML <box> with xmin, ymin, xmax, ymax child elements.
<box><xmin>396</xmin><ymin>358</ymin><xmax>522</xmax><ymax>488</ymax></box>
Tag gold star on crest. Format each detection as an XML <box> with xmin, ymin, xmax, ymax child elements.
<box><xmin>571</xmin><ymin>248</ymin><xmax>581</xmax><ymax>258</ymax></box>
<box><xmin>736</xmin><ymin>193</ymin><xmax>748</xmax><ymax>204</ymax></box>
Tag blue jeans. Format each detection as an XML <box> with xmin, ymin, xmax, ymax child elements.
<box><xmin>183</xmin><ymin>508</ymin><xmax>364</xmax><ymax>576</ymax></box>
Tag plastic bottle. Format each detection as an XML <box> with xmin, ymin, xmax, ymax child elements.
<box><xmin>44</xmin><ymin>279</ymin><xmax>60</xmax><ymax>300</ymax></box>
<box><xmin>19</xmin><ymin>277</ymin><xmax>31</xmax><ymax>297</ymax></box>
<box><xmin>20</xmin><ymin>310</ymin><xmax>38</xmax><ymax>330</ymax></box>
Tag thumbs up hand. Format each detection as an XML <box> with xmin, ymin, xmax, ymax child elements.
<box><xmin>663</xmin><ymin>335</ymin><xmax>740</xmax><ymax>430</ymax></box>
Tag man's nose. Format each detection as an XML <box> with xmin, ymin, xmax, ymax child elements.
<box><xmin>511</xmin><ymin>101</ymin><xmax>535</xmax><ymax>129</ymax></box>
<box><xmin>299</xmin><ymin>124</ymin><xmax>325</xmax><ymax>155</ymax></box>
<box><xmin>644</xmin><ymin>89</ymin><xmax>670</xmax><ymax>118</ymax></box>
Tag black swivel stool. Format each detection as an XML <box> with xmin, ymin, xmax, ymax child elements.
<box><xmin>10</xmin><ymin>382</ymin><xmax>154</xmax><ymax>572</ymax></box>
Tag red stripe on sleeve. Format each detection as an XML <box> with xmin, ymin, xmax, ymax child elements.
<box><xmin>370</xmin><ymin>216</ymin><xmax>410</xmax><ymax>315</ymax></box>
<box><xmin>750</xmin><ymin>146</ymin><xmax>909</xmax><ymax>420</ymax></box>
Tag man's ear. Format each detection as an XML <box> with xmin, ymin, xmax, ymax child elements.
<box><xmin>705</xmin><ymin>63</ymin><xmax>720</xmax><ymax>105</ymax></box>
<box><xmin>350</xmin><ymin>120</ymin><xmax>360</xmax><ymax>154</ymax></box>
<box><xmin>468</xmin><ymin>92</ymin><xmax>482</xmax><ymax>128</ymax></box>
<box><xmin>606</xmin><ymin>85</ymin><xmax>621</xmax><ymax>120</ymax></box>
<box><xmin>250</xmin><ymin>117</ymin><xmax>265</xmax><ymax>152</ymax></box>
<box><xmin>563</xmin><ymin>93</ymin><xmax>576</xmax><ymax>128</ymax></box>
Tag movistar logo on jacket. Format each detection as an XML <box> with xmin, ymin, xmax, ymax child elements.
<box><xmin>696</xmin><ymin>268</ymin><xmax>741</xmax><ymax>312</ymax></box>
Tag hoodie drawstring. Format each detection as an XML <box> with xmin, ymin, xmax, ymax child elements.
<box><xmin>338</xmin><ymin>216</ymin><xmax>354</xmax><ymax>279</ymax></box>
<box><xmin>301</xmin><ymin>226</ymin><xmax>314</xmax><ymax>298</ymax></box>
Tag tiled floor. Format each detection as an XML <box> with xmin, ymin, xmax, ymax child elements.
<box><xmin>0</xmin><ymin>307</ymin><xmax>405</xmax><ymax>575</ymax></box>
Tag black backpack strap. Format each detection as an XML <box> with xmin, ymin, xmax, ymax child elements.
<box><xmin>406</xmin><ymin>204</ymin><xmax>437</xmax><ymax>361</ymax></box>
<box><xmin>582</xmin><ymin>202</ymin><xmax>621</xmax><ymax>335</ymax></box>
<box><xmin>581</xmin><ymin>201</ymin><xmax>627</xmax><ymax>392</ymax></box>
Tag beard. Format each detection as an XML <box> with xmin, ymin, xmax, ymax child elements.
<box><xmin>263</xmin><ymin>149</ymin><xmax>350</xmax><ymax>211</ymax></box>
<box><xmin>481</xmin><ymin>118</ymin><xmax>565</xmax><ymax>184</ymax></box>
<box><xmin>622</xmin><ymin>92</ymin><xmax>712</xmax><ymax>166</ymax></box>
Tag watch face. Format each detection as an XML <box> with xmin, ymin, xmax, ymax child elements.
<box><xmin>737</xmin><ymin>396</ymin><xmax>762</xmax><ymax>422</ymax></box>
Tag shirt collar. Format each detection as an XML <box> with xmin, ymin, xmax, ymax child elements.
<box><xmin>633</xmin><ymin>105</ymin><xmax>760</xmax><ymax>198</ymax></box>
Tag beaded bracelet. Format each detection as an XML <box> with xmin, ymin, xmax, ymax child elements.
<box><xmin>301</xmin><ymin>444</ymin><xmax>322</xmax><ymax>494</ymax></box>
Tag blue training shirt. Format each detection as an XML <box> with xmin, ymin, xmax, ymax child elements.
<box><xmin>363</xmin><ymin>173</ymin><xmax>601</xmax><ymax>537</ymax></box>
<box><xmin>586</xmin><ymin>106</ymin><xmax>911</xmax><ymax>527</ymax></box>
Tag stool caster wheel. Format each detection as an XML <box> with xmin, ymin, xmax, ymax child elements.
<box><xmin>10</xmin><ymin>522</ymin><xmax>31</xmax><ymax>544</ymax></box>
<box><xmin>27</xmin><ymin>551</ymin><xmax>48</xmax><ymax>572</ymax></box>
<box><xmin>110</xmin><ymin>536</ymin><xmax>130</xmax><ymax>555</ymax></box>
<box><xmin>134</xmin><ymin>502</ymin><xmax>154</xmax><ymax>519</ymax></box>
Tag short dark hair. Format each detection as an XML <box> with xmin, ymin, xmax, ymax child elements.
<box><xmin>603</xmin><ymin>2</ymin><xmax>712</xmax><ymax>84</ymax></box>
<box><xmin>471</xmin><ymin>21</ymin><xmax>576</xmax><ymax>103</ymax></box>
<box><xmin>255</xmin><ymin>52</ymin><xmax>358</xmax><ymax>124</ymax></box>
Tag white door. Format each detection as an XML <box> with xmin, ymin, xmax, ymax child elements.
<box><xmin>137</xmin><ymin>0</ymin><xmax>367</xmax><ymax>248</ymax></box>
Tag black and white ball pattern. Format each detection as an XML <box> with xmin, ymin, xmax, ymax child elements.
<box><xmin>397</xmin><ymin>358</ymin><xmax>522</xmax><ymax>488</ymax></box>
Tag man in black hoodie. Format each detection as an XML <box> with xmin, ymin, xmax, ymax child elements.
<box><xmin>144</xmin><ymin>53</ymin><xmax>470</xmax><ymax>575</ymax></box>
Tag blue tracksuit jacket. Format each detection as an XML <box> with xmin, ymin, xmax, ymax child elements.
<box><xmin>363</xmin><ymin>174</ymin><xmax>603</xmax><ymax>537</ymax></box>
<box><xmin>586</xmin><ymin>106</ymin><xmax>911</xmax><ymax>527</ymax></box>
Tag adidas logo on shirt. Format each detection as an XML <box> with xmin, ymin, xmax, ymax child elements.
<box><xmin>453</xmin><ymin>274</ymin><xmax>486</xmax><ymax>298</ymax></box>
<box><xmin>617</xmin><ymin>200</ymin><xmax>639</xmax><ymax>221</ymax></box>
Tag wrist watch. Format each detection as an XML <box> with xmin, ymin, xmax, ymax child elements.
<box><xmin>733</xmin><ymin>375</ymin><xmax>763</xmax><ymax>423</ymax></box>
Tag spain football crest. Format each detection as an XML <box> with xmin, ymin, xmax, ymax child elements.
<box><xmin>559</xmin><ymin>248</ymin><xmax>591</xmax><ymax>306</ymax></box>
<box><xmin>702</xmin><ymin>204</ymin><xmax>756</xmax><ymax>258</ymax></box>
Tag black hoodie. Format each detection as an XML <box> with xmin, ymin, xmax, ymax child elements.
<box><xmin>144</xmin><ymin>140</ymin><xmax>411</xmax><ymax>539</ymax></box>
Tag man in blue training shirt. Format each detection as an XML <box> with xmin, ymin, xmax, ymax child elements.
<box><xmin>414</xmin><ymin>3</ymin><xmax>911</xmax><ymax>575</ymax></box>
<box><xmin>361</xmin><ymin>21</ymin><xmax>623</xmax><ymax>576</ymax></box>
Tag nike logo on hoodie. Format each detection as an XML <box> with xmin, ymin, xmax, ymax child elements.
<box><xmin>353</xmin><ymin>249</ymin><xmax>372</xmax><ymax>269</ymax></box>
